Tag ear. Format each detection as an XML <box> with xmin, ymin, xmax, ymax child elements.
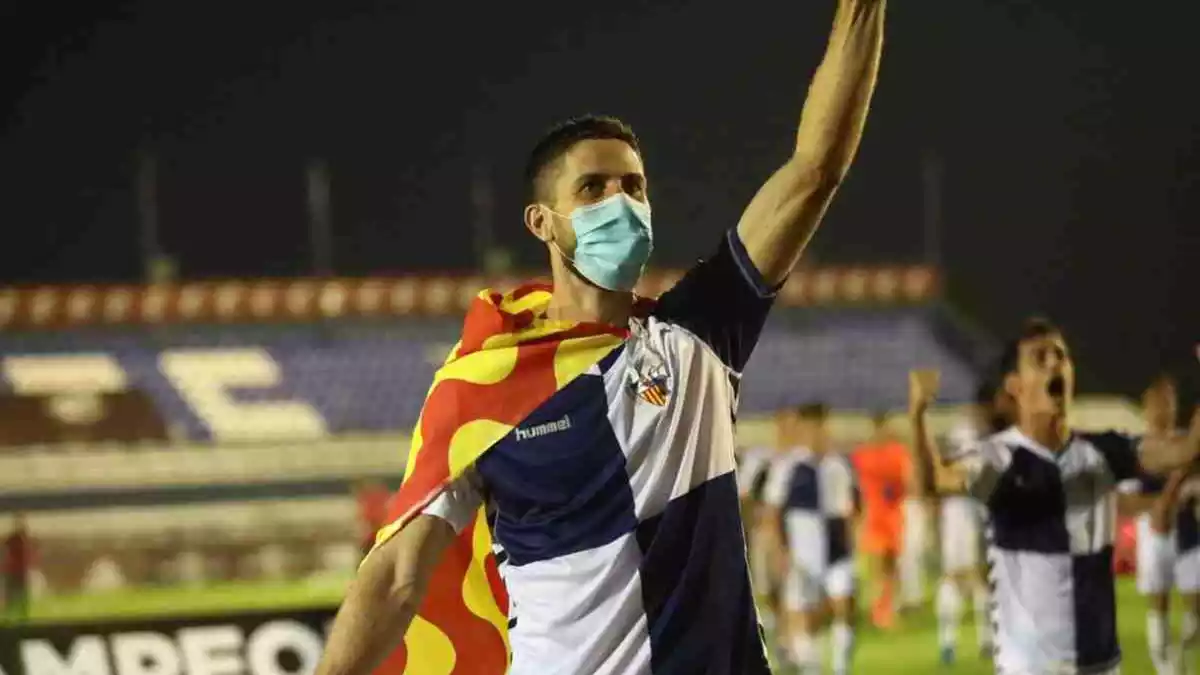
<box><xmin>1003</xmin><ymin>372</ymin><xmax>1020</xmax><ymax>400</ymax></box>
<box><xmin>524</xmin><ymin>203</ymin><xmax>553</xmax><ymax>243</ymax></box>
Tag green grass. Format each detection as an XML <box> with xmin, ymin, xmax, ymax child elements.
<box><xmin>14</xmin><ymin>575</ymin><xmax>352</xmax><ymax>625</ymax></box>
<box><xmin>7</xmin><ymin>575</ymin><xmax>1186</xmax><ymax>674</ymax></box>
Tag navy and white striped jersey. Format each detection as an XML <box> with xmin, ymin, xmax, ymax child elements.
<box><xmin>953</xmin><ymin>427</ymin><xmax>1141</xmax><ymax>675</ymax></box>
<box><xmin>422</xmin><ymin>229</ymin><xmax>775</xmax><ymax>675</ymax></box>
<box><xmin>737</xmin><ymin>445</ymin><xmax>775</xmax><ymax>502</ymax></box>
<box><xmin>762</xmin><ymin>447</ymin><xmax>857</xmax><ymax>570</ymax></box>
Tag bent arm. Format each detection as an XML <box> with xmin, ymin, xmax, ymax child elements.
<box><xmin>1139</xmin><ymin>407</ymin><xmax>1200</xmax><ymax>474</ymax></box>
<box><xmin>1149</xmin><ymin>470</ymin><xmax>1190</xmax><ymax>535</ymax></box>
<box><xmin>316</xmin><ymin>515</ymin><xmax>457</xmax><ymax>675</ymax></box>
<box><xmin>737</xmin><ymin>0</ymin><xmax>886</xmax><ymax>285</ymax></box>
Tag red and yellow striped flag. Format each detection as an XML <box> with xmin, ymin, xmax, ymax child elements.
<box><xmin>369</xmin><ymin>283</ymin><xmax>629</xmax><ymax>675</ymax></box>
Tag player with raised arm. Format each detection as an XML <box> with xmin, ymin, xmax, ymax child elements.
<box><xmin>927</xmin><ymin>318</ymin><xmax>1200</xmax><ymax>675</ymax></box>
<box><xmin>1120</xmin><ymin>375</ymin><xmax>1200</xmax><ymax>674</ymax></box>
<box><xmin>1145</xmin><ymin>460</ymin><xmax>1200</xmax><ymax>674</ymax></box>
<box><xmin>910</xmin><ymin>371</ymin><xmax>1004</xmax><ymax>665</ymax></box>
<box><xmin>315</xmin><ymin>3</ymin><xmax>885</xmax><ymax>674</ymax></box>
<box><xmin>762</xmin><ymin>403</ymin><xmax>859</xmax><ymax>675</ymax></box>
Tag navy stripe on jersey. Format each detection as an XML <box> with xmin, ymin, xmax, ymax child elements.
<box><xmin>987</xmin><ymin>447</ymin><xmax>1070</xmax><ymax>553</ymax></box>
<box><xmin>1078</xmin><ymin>431</ymin><xmax>1140</xmax><ymax>482</ymax></box>
<box><xmin>653</xmin><ymin>229</ymin><xmax>778</xmax><ymax>373</ymax></box>
<box><xmin>786</xmin><ymin>462</ymin><xmax>821</xmax><ymax>511</ymax></box>
<box><xmin>477</xmin><ymin>347</ymin><xmax>636</xmax><ymax>567</ymax></box>
<box><xmin>1072</xmin><ymin>546</ymin><xmax>1121</xmax><ymax>669</ymax></box>
<box><xmin>635</xmin><ymin>473</ymin><xmax>770</xmax><ymax>675</ymax></box>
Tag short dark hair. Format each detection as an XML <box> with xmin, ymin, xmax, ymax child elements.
<box><xmin>524</xmin><ymin>115</ymin><xmax>641</xmax><ymax>203</ymax></box>
<box><xmin>998</xmin><ymin>316</ymin><xmax>1063</xmax><ymax>375</ymax></box>
<box><xmin>870</xmin><ymin>409</ymin><xmax>889</xmax><ymax>427</ymax></box>
<box><xmin>796</xmin><ymin>402</ymin><xmax>830</xmax><ymax>421</ymax></box>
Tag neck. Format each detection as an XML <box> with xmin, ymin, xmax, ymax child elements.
<box><xmin>1019</xmin><ymin>412</ymin><xmax>1070</xmax><ymax>451</ymax></box>
<box><xmin>544</xmin><ymin>256</ymin><xmax>634</xmax><ymax>326</ymax></box>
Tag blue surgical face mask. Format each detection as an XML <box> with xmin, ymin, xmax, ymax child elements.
<box><xmin>546</xmin><ymin>193</ymin><xmax>653</xmax><ymax>292</ymax></box>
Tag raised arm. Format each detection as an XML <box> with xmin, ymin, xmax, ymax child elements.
<box><xmin>737</xmin><ymin>0</ymin><xmax>886</xmax><ymax>285</ymax></box>
<box><xmin>907</xmin><ymin>369</ymin><xmax>942</xmax><ymax>496</ymax></box>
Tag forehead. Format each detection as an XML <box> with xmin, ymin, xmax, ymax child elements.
<box><xmin>554</xmin><ymin>138</ymin><xmax>644</xmax><ymax>183</ymax></box>
<box><xmin>1018</xmin><ymin>332</ymin><xmax>1068</xmax><ymax>356</ymax></box>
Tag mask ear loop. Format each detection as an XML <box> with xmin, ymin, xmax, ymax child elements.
<box><xmin>539</xmin><ymin>204</ymin><xmax>579</xmax><ymax>267</ymax></box>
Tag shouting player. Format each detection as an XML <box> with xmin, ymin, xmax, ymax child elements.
<box><xmin>314</xmin><ymin>2</ymin><xmax>886</xmax><ymax>673</ymax></box>
<box><xmin>763</xmin><ymin>403</ymin><xmax>859</xmax><ymax>675</ymax></box>
<box><xmin>910</xmin><ymin>372</ymin><xmax>1001</xmax><ymax>665</ymax></box>
<box><xmin>930</xmin><ymin>318</ymin><xmax>1200</xmax><ymax>675</ymax></box>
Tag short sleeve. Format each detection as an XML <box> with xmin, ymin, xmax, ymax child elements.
<box><xmin>420</xmin><ymin>471</ymin><xmax>485</xmax><ymax>534</ymax></box>
<box><xmin>1080</xmin><ymin>430</ymin><xmax>1142</xmax><ymax>482</ymax></box>
<box><xmin>762</xmin><ymin>457</ymin><xmax>795</xmax><ymax>507</ymax></box>
<box><xmin>651</xmin><ymin>229</ymin><xmax>781</xmax><ymax>373</ymax></box>
<box><xmin>954</xmin><ymin>439</ymin><xmax>1013</xmax><ymax>503</ymax></box>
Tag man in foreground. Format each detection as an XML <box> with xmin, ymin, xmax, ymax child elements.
<box><xmin>915</xmin><ymin>318</ymin><xmax>1200</xmax><ymax>675</ymax></box>
<box><xmin>315</xmin><ymin>2</ymin><xmax>886</xmax><ymax>673</ymax></box>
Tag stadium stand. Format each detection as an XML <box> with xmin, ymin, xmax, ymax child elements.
<box><xmin>2</xmin><ymin>268</ymin><xmax>997</xmax><ymax>597</ymax></box>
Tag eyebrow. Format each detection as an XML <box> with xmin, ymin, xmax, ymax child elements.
<box><xmin>573</xmin><ymin>172</ymin><xmax>645</xmax><ymax>189</ymax></box>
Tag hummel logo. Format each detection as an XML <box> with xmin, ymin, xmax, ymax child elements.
<box><xmin>514</xmin><ymin>414</ymin><xmax>572</xmax><ymax>441</ymax></box>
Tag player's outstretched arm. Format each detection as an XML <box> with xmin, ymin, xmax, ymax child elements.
<box><xmin>1140</xmin><ymin>406</ymin><xmax>1200</xmax><ymax>474</ymax></box>
<box><xmin>907</xmin><ymin>370</ymin><xmax>943</xmax><ymax>491</ymax></box>
<box><xmin>736</xmin><ymin>0</ymin><xmax>885</xmax><ymax>286</ymax></box>
<box><xmin>316</xmin><ymin>515</ymin><xmax>457</xmax><ymax>675</ymax></box>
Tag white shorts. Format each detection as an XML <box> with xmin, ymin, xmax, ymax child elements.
<box><xmin>782</xmin><ymin>559</ymin><xmax>855</xmax><ymax>612</ymax></box>
<box><xmin>1178</xmin><ymin>548</ymin><xmax>1200</xmax><ymax>593</ymax></box>
<box><xmin>941</xmin><ymin>495</ymin><xmax>982</xmax><ymax>573</ymax></box>
<box><xmin>1136</xmin><ymin>517</ymin><xmax>1200</xmax><ymax>595</ymax></box>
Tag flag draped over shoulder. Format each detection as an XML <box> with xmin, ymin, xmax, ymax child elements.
<box><xmin>368</xmin><ymin>283</ymin><xmax>628</xmax><ymax>675</ymax></box>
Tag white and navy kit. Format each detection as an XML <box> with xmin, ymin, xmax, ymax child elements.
<box><xmin>1127</xmin><ymin>473</ymin><xmax>1200</xmax><ymax>595</ymax></box>
<box><xmin>763</xmin><ymin>446</ymin><xmax>858</xmax><ymax>611</ymax></box>
<box><xmin>951</xmin><ymin>427</ymin><xmax>1143</xmax><ymax>675</ymax></box>
<box><xmin>423</xmin><ymin>229</ymin><xmax>775</xmax><ymax>675</ymax></box>
<box><xmin>940</xmin><ymin>421</ymin><xmax>985</xmax><ymax>574</ymax></box>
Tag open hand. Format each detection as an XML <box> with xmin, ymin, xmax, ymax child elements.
<box><xmin>908</xmin><ymin>369</ymin><xmax>940</xmax><ymax>413</ymax></box>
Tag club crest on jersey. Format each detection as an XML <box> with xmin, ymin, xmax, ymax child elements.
<box><xmin>628</xmin><ymin>362</ymin><xmax>671</xmax><ymax>407</ymax></box>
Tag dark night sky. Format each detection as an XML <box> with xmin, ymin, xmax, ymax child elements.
<box><xmin>0</xmin><ymin>0</ymin><xmax>1197</xmax><ymax>400</ymax></box>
